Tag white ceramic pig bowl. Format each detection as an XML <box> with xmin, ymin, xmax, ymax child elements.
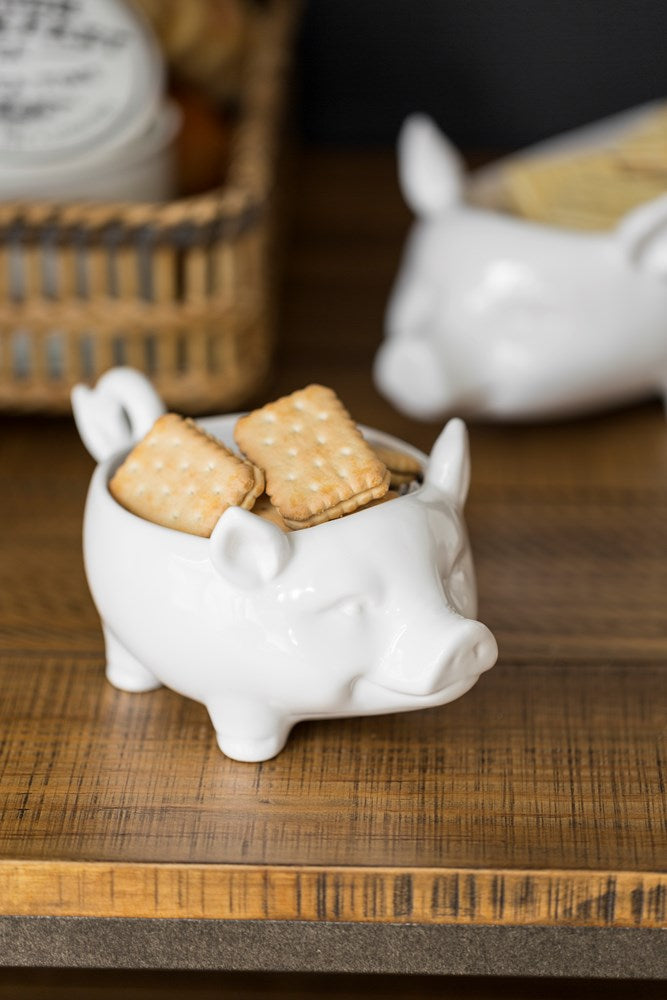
<box><xmin>375</xmin><ymin>104</ymin><xmax>667</xmax><ymax>422</ymax></box>
<box><xmin>73</xmin><ymin>368</ymin><xmax>497</xmax><ymax>762</ymax></box>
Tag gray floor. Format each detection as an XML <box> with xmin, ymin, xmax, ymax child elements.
<box><xmin>1</xmin><ymin>918</ymin><xmax>665</xmax><ymax>978</ymax></box>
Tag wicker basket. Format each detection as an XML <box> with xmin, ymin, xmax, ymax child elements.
<box><xmin>0</xmin><ymin>0</ymin><xmax>296</xmax><ymax>414</ymax></box>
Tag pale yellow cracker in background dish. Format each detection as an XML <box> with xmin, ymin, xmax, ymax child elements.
<box><xmin>541</xmin><ymin>155</ymin><xmax>667</xmax><ymax>229</ymax></box>
<box><xmin>109</xmin><ymin>413</ymin><xmax>264</xmax><ymax>537</ymax></box>
<box><xmin>371</xmin><ymin>444</ymin><xmax>422</xmax><ymax>487</ymax></box>
<box><xmin>503</xmin><ymin>154</ymin><xmax>570</xmax><ymax>224</ymax></box>
<box><xmin>235</xmin><ymin>384</ymin><xmax>390</xmax><ymax>529</ymax></box>
<box><xmin>504</xmin><ymin>137</ymin><xmax>667</xmax><ymax>231</ymax></box>
<box><xmin>614</xmin><ymin>104</ymin><xmax>667</xmax><ymax>174</ymax></box>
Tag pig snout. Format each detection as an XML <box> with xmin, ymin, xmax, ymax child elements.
<box><xmin>374</xmin><ymin>336</ymin><xmax>452</xmax><ymax>421</ymax></box>
<box><xmin>377</xmin><ymin>613</ymin><xmax>497</xmax><ymax>698</ymax></box>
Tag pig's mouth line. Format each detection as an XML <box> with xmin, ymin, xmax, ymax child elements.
<box><xmin>354</xmin><ymin>673</ymin><xmax>480</xmax><ymax>702</ymax></box>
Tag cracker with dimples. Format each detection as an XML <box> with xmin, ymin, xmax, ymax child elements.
<box><xmin>110</xmin><ymin>413</ymin><xmax>264</xmax><ymax>537</ymax></box>
<box><xmin>234</xmin><ymin>384</ymin><xmax>390</xmax><ymax>529</ymax></box>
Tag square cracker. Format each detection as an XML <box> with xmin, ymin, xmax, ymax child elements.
<box><xmin>252</xmin><ymin>493</ymin><xmax>291</xmax><ymax>532</ymax></box>
<box><xmin>371</xmin><ymin>443</ymin><xmax>422</xmax><ymax>487</ymax></box>
<box><xmin>252</xmin><ymin>488</ymin><xmax>399</xmax><ymax>530</ymax></box>
<box><xmin>235</xmin><ymin>384</ymin><xmax>390</xmax><ymax>529</ymax></box>
<box><xmin>109</xmin><ymin>413</ymin><xmax>264</xmax><ymax>537</ymax></box>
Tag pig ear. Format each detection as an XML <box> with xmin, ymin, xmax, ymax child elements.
<box><xmin>426</xmin><ymin>418</ymin><xmax>470</xmax><ymax>508</ymax></box>
<box><xmin>398</xmin><ymin>113</ymin><xmax>465</xmax><ymax>217</ymax></box>
<box><xmin>616</xmin><ymin>192</ymin><xmax>667</xmax><ymax>277</ymax></box>
<box><xmin>209</xmin><ymin>508</ymin><xmax>291</xmax><ymax>589</ymax></box>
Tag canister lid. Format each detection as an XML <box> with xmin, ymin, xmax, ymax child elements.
<box><xmin>0</xmin><ymin>0</ymin><xmax>163</xmax><ymax>165</ymax></box>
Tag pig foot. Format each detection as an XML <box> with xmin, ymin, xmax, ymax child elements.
<box><xmin>207</xmin><ymin>700</ymin><xmax>290</xmax><ymax>762</ymax></box>
<box><xmin>103</xmin><ymin>626</ymin><xmax>162</xmax><ymax>692</ymax></box>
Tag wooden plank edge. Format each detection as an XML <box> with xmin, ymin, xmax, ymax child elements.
<box><xmin>0</xmin><ymin>862</ymin><xmax>664</xmax><ymax>928</ymax></box>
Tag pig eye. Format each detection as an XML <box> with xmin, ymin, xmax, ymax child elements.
<box><xmin>335</xmin><ymin>597</ymin><xmax>367</xmax><ymax>618</ymax></box>
<box><xmin>316</xmin><ymin>584</ymin><xmax>382</xmax><ymax>618</ymax></box>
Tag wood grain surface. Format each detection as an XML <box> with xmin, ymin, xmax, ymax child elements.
<box><xmin>0</xmin><ymin>151</ymin><xmax>665</xmax><ymax>934</ymax></box>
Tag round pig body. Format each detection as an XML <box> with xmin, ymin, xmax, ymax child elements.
<box><xmin>74</xmin><ymin>369</ymin><xmax>497</xmax><ymax>762</ymax></box>
<box><xmin>374</xmin><ymin>114</ymin><xmax>667</xmax><ymax>421</ymax></box>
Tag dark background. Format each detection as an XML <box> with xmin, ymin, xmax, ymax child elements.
<box><xmin>296</xmin><ymin>0</ymin><xmax>667</xmax><ymax>150</ymax></box>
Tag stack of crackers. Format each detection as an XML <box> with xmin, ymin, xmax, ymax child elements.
<box><xmin>109</xmin><ymin>384</ymin><xmax>422</xmax><ymax>536</ymax></box>
<box><xmin>503</xmin><ymin>102</ymin><xmax>667</xmax><ymax>230</ymax></box>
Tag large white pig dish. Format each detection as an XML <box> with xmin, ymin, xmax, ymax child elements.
<box><xmin>375</xmin><ymin>109</ymin><xmax>667</xmax><ymax>421</ymax></box>
<box><xmin>73</xmin><ymin>368</ymin><xmax>497</xmax><ymax>762</ymax></box>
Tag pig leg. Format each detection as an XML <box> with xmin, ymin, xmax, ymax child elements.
<box><xmin>103</xmin><ymin>626</ymin><xmax>162</xmax><ymax>692</ymax></box>
<box><xmin>207</xmin><ymin>699</ymin><xmax>291</xmax><ymax>762</ymax></box>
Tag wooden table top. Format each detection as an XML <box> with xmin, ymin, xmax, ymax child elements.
<box><xmin>0</xmin><ymin>151</ymin><xmax>665</xmax><ymax>965</ymax></box>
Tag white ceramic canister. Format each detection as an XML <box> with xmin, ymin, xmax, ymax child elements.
<box><xmin>0</xmin><ymin>0</ymin><xmax>179</xmax><ymax>202</ymax></box>
<box><xmin>0</xmin><ymin>99</ymin><xmax>182</xmax><ymax>202</ymax></box>
<box><xmin>0</xmin><ymin>0</ymin><xmax>163</xmax><ymax>167</ymax></box>
<box><xmin>1</xmin><ymin>0</ymin><xmax>181</xmax><ymax>376</ymax></box>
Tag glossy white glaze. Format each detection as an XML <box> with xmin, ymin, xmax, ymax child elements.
<box><xmin>374</xmin><ymin>110</ymin><xmax>667</xmax><ymax>421</ymax></box>
<box><xmin>73</xmin><ymin>369</ymin><xmax>497</xmax><ymax>762</ymax></box>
